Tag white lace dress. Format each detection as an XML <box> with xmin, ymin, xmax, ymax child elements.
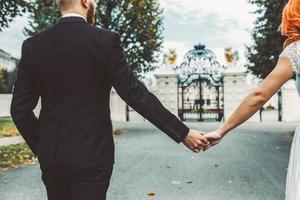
<box><xmin>279</xmin><ymin>40</ymin><xmax>300</xmax><ymax>200</ymax></box>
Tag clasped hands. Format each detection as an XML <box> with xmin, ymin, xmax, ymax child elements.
<box><xmin>183</xmin><ymin>129</ymin><xmax>224</xmax><ymax>153</ymax></box>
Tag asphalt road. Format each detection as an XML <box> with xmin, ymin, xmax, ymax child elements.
<box><xmin>0</xmin><ymin>121</ymin><xmax>298</xmax><ymax>200</ymax></box>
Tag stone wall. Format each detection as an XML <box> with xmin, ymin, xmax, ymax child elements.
<box><xmin>109</xmin><ymin>73</ymin><xmax>179</xmax><ymax>122</ymax></box>
<box><xmin>0</xmin><ymin>94</ymin><xmax>11</xmax><ymax>117</ymax></box>
<box><xmin>223</xmin><ymin>68</ymin><xmax>260</xmax><ymax>122</ymax></box>
<box><xmin>109</xmin><ymin>89</ymin><xmax>127</xmax><ymax>122</ymax></box>
<box><xmin>2</xmin><ymin>68</ymin><xmax>300</xmax><ymax>123</ymax></box>
<box><xmin>0</xmin><ymin>94</ymin><xmax>41</xmax><ymax>117</ymax></box>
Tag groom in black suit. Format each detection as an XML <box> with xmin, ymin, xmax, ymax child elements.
<box><xmin>10</xmin><ymin>0</ymin><xmax>209</xmax><ymax>199</ymax></box>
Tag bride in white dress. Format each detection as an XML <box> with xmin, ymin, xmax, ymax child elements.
<box><xmin>203</xmin><ymin>0</ymin><xmax>300</xmax><ymax>199</ymax></box>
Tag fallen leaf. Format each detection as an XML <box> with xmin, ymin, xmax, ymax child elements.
<box><xmin>147</xmin><ymin>191</ymin><xmax>156</xmax><ymax>196</ymax></box>
<box><xmin>113</xmin><ymin>129</ymin><xmax>127</xmax><ymax>136</ymax></box>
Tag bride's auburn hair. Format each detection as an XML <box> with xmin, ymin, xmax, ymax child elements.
<box><xmin>281</xmin><ymin>0</ymin><xmax>300</xmax><ymax>47</ymax></box>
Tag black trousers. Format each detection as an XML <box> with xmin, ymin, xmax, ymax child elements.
<box><xmin>40</xmin><ymin>164</ymin><xmax>113</xmax><ymax>200</ymax></box>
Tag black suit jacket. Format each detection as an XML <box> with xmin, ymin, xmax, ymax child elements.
<box><xmin>10</xmin><ymin>17</ymin><xmax>189</xmax><ymax>167</ymax></box>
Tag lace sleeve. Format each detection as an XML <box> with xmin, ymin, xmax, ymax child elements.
<box><xmin>279</xmin><ymin>41</ymin><xmax>300</xmax><ymax>74</ymax></box>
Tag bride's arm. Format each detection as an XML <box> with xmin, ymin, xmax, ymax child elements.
<box><xmin>220</xmin><ymin>58</ymin><xmax>294</xmax><ymax>135</ymax></box>
<box><xmin>204</xmin><ymin>57</ymin><xmax>294</xmax><ymax>150</ymax></box>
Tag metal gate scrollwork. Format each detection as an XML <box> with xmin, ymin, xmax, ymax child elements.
<box><xmin>175</xmin><ymin>44</ymin><xmax>226</xmax><ymax>121</ymax></box>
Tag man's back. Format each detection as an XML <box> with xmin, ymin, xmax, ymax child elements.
<box><xmin>15</xmin><ymin>17</ymin><xmax>119</xmax><ymax>167</ymax></box>
<box><xmin>11</xmin><ymin>16</ymin><xmax>189</xmax><ymax>168</ymax></box>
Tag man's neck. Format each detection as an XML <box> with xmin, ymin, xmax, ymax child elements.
<box><xmin>61</xmin><ymin>11</ymin><xmax>87</xmax><ymax>22</ymax></box>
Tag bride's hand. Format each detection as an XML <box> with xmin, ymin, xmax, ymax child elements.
<box><xmin>203</xmin><ymin>129</ymin><xmax>225</xmax><ymax>151</ymax></box>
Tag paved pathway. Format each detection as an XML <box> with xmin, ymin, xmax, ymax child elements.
<box><xmin>0</xmin><ymin>136</ymin><xmax>24</xmax><ymax>147</ymax></box>
<box><xmin>0</xmin><ymin>121</ymin><xmax>298</xmax><ymax>200</ymax></box>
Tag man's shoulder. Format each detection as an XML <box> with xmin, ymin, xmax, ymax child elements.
<box><xmin>21</xmin><ymin>26</ymin><xmax>55</xmax><ymax>47</ymax></box>
<box><xmin>21</xmin><ymin>36</ymin><xmax>35</xmax><ymax>50</ymax></box>
<box><xmin>88</xmin><ymin>25</ymin><xmax>119</xmax><ymax>39</ymax></box>
<box><xmin>23</xmin><ymin>24</ymin><xmax>120</xmax><ymax>48</ymax></box>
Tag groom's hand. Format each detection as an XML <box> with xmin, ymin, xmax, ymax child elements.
<box><xmin>183</xmin><ymin>129</ymin><xmax>209</xmax><ymax>153</ymax></box>
<box><xmin>203</xmin><ymin>130</ymin><xmax>224</xmax><ymax>151</ymax></box>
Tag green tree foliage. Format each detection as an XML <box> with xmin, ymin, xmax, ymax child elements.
<box><xmin>246</xmin><ymin>0</ymin><xmax>287</xmax><ymax>79</ymax></box>
<box><xmin>25</xmin><ymin>0</ymin><xmax>164</xmax><ymax>74</ymax></box>
<box><xmin>95</xmin><ymin>0</ymin><xmax>164</xmax><ymax>74</ymax></box>
<box><xmin>0</xmin><ymin>0</ymin><xmax>28</xmax><ymax>32</ymax></box>
<box><xmin>25</xmin><ymin>0</ymin><xmax>60</xmax><ymax>36</ymax></box>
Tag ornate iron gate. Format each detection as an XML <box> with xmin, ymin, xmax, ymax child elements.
<box><xmin>176</xmin><ymin>44</ymin><xmax>225</xmax><ymax>122</ymax></box>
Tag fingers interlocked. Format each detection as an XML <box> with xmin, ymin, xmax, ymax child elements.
<box><xmin>193</xmin><ymin>134</ymin><xmax>209</xmax><ymax>153</ymax></box>
<box><xmin>183</xmin><ymin>129</ymin><xmax>210</xmax><ymax>153</ymax></box>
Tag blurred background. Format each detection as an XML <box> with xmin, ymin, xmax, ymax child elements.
<box><xmin>0</xmin><ymin>0</ymin><xmax>298</xmax><ymax>200</ymax></box>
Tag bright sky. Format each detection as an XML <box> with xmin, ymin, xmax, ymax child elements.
<box><xmin>0</xmin><ymin>0</ymin><xmax>256</xmax><ymax>66</ymax></box>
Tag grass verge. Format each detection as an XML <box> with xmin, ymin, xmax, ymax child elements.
<box><xmin>0</xmin><ymin>143</ymin><xmax>36</xmax><ymax>173</ymax></box>
<box><xmin>0</xmin><ymin>125</ymin><xmax>126</xmax><ymax>173</ymax></box>
<box><xmin>0</xmin><ymin>117</ymin><xmax>19</xmax><ymax>138</ymax></box>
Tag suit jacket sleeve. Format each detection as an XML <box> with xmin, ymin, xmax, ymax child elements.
<box><xmin>10</xmin><ymin>39</ymin><xmax>39</xmax><ymax>155</ymax></box>
<box><xmin>105</xmin><ymin>33</ymin><xmax>189</xmax><ymax>143</ymax></box>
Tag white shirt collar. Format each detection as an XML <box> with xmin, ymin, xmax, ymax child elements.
<box><xmin>62</xmin><ymin>13</ymin><xmax>87</xmax><ymax>22</ymax></box>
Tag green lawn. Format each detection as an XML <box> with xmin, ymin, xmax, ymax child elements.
<box><xmin>0</xmin><ymin>117</ymin><xmax>12</xmax><ymax>128</ymax></box>
<box><xmin>0</xmin><ymin>117</ymin><xmax>19</xmax><ymax>138</ymax></box>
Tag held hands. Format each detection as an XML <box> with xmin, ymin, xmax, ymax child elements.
<box><xmin>183</xmin><ymin>129</ymin><xmax>210</xmax><ymax>153</ymax></box>
<box><xmin>183</xmin><ymin>129</ymin><xmax>225</xmax><ymax>153</ymax></box>
<box><xmin>203</xmin><ymin>129</ymin><xmax>224</xmax><ymax>151</ymax></box>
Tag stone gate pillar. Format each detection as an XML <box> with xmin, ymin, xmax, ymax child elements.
<box><xmin>223</xmin><ymin>64</ymin><xmax>260</xmax><ymax>122</ymax></box>
<box><xmin>152</xmin><ymin>65</ymin><xmax>178</xmax><ymax>117</ymax></box>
